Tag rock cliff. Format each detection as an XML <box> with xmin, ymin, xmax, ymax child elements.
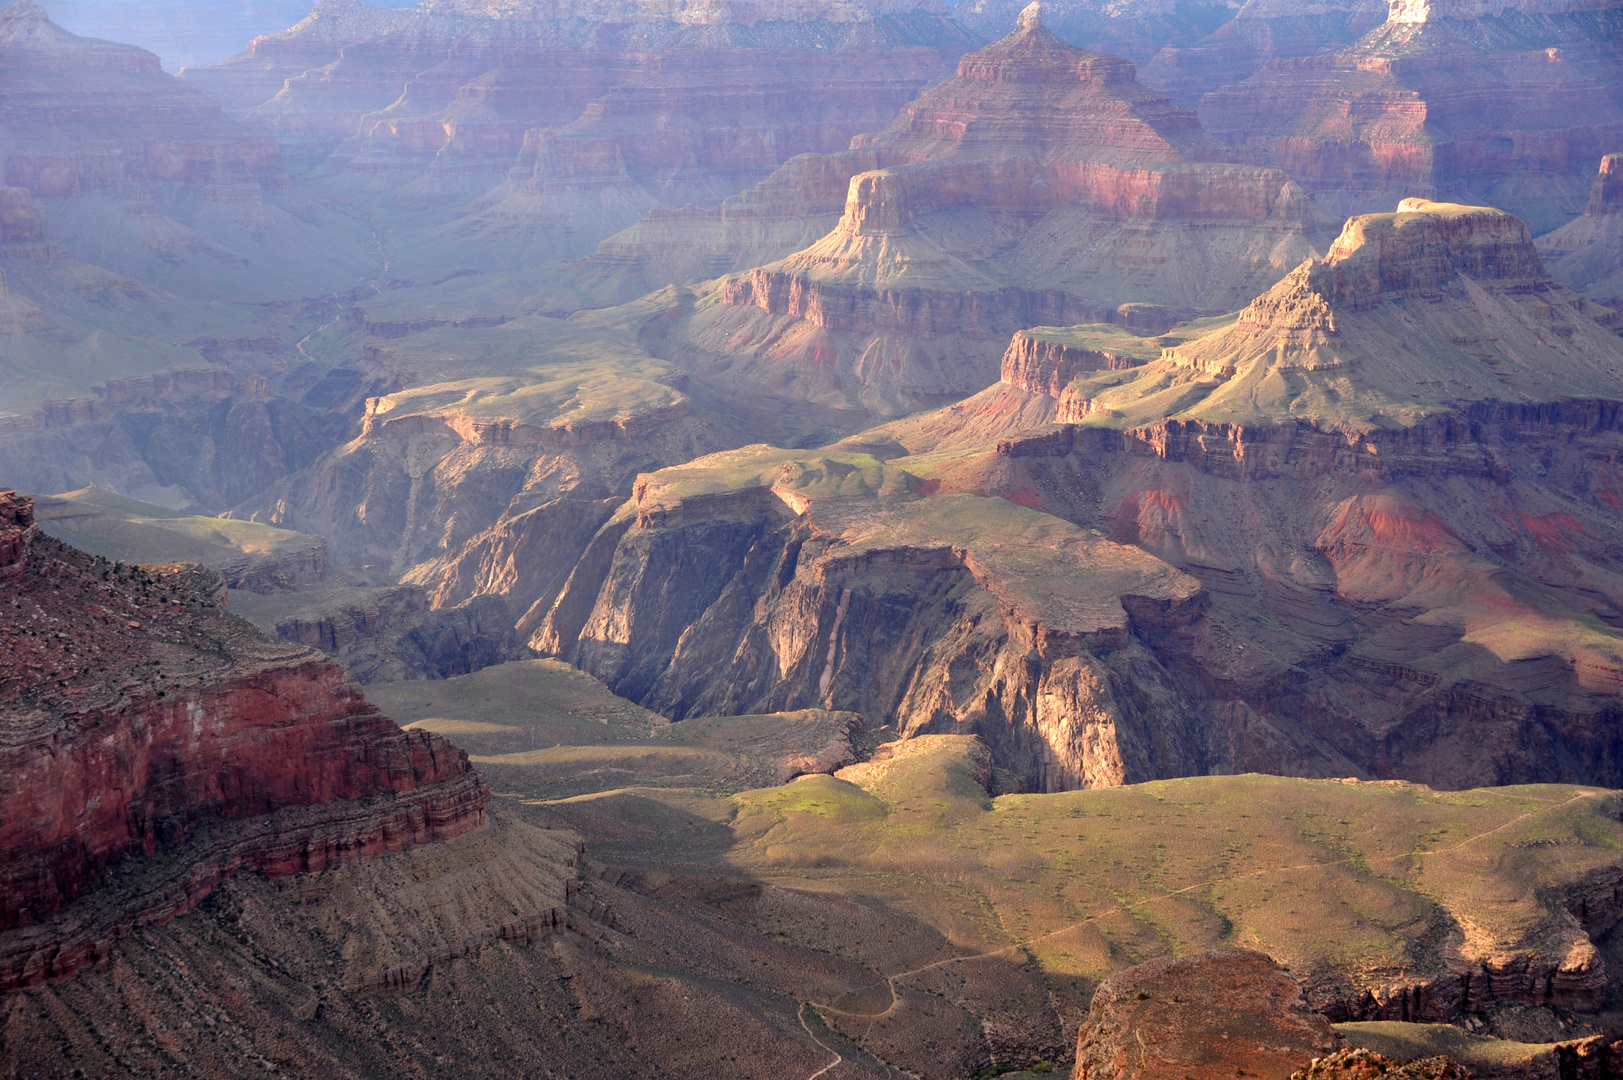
<box><xmin>180</xmin><ymin>0</ymin><xmax>976</xmax><ymax>269</ymax></box>
<box><xmin>526</xmin><ymin>199</ymin><xmax>1623</xmax><ymax>791</ymax></box>
<box><xmin>0</xmin><ymin>1</ymin><xmax>369</xmax><ymax>302</ymax></box>
<box><xmin>1198</xmin><ymin>0</ymin><xmax>1623</xmax><ymax>232</ymax></box>
<box><xmin>0</xmin><ymin>491</ymin><xmax>488</xmax><ymax>989</ymax></box>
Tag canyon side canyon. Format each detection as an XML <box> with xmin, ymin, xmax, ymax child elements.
<box><xmin>4</xmin><ymin>0</ymin><xmax>1623</xmax><ymax>1076</ymax></box>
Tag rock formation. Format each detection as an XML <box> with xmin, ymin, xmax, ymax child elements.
<box><xmin>526</xmin><ymin>198</ymin><xmax>1623</xmax><ymax>791</ymax></box>
<box><xmin>0</xmin><ymin>491</ymin><xmax>488</xmax><ymax>990</ymax></box>
<box><xmin>1538</xmin><ymin>154</ymin><xmax>1623</xmax><ymax>304</ymax></box>
<box><xmin>955</xmin><ymin>0</ymin><xmax>1244</xmax><ymax>67</ymax></box>
<box><xmin>1072</xmin><ymin>950</ymin><xmax>1347</xmax><ymax>1080</ymax></box>
<box><xmin>1198</xmin><ymin>0</ymin><xmax>1623</xmax><ymax>232</ymax></box>
<box><xmin>639</xmin><ymin>4</ymin><xmax>1322</xmax><ymax>416</ymax></box>
<box><xmin>1140</xmin><ymin>0</ymin><xmax>1388</xmax><ymax>106</ymax></box>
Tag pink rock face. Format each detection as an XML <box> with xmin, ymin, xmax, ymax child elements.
<box><xmin>999</xmin><ymin>330</ymin><xmax>1147</xmax><ymax>397</ymax></box>
<box><xmin>0</xmin><ymin>492</ymin><xmax>488</xmax><ymax>977</ymax></box>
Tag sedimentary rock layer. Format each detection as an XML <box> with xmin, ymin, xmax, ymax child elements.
<box><xmin>1539</xmin><ymin>154</ymin><xmax>1623</xmax><ymax>303</ymax></box>
<box><xmin>0</xmin><ymin>492</ymin><xmax>488</xmax><ymax>988</ymax></box>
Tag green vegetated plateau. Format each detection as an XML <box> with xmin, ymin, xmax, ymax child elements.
<box><xmin>388</xmin><ymin>659</ymin><xmax>1623</xmax><ymax>1057</ymax></box>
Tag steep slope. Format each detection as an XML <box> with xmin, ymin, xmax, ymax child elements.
<box><xmin>0</xmin><ymin>491</ymin><xmax>488</xmax><ymax>989</ymax></box>
<box><xmin>1539</xmin><ymin>154</ymin><xmax>1623</xmax><ymax>304</ymax></box>
<box><xmin>520</xmin><ymin>198</ymin><xmax>1623</xmax><ymax>791</ymax></box>
<box><xmin>618</xmin><ymin>3</ymin><xmax>1322</xmax><ymax>416</ymax></box>
<box><xmin>1198</xmin><ymin>0</ymin><xmax>1623</xmax><ymax>232</ymax></box>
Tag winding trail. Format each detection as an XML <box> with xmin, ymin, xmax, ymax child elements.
<box><xmin>794</xmin><ymin>788</ymin><xmax>1603</xmax><ymax>1078</ymax></box>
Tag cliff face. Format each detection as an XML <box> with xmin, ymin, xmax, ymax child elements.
<box><xmin>0</xmin><ymin>491</ymin><xmax>488</xmax><ymax>989</ymax></box>
<box><xmin>646</xmin><ymin>5</ymin><xmax>1321</xmax><ymax>417</ymax></box>
<box><xmin>1197</xmin><ymin>0</ymin><xmax>1623</xmax><ymax>232</ymax></box>
<box><xmin>527</xmin><ymin>458</ymin><xmax>1211</xmax><ymax>793</ymax></box>
<box><xmin>527</xmin><ymin>200</ymin><xmax>1623</xmax><ymax>794</ymax></box>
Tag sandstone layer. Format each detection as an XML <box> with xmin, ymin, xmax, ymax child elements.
<box><xmin>0</xmin><ymin>491</ymin><xmax>488</xmax><ymax>989</ymax></box>
<box><xmin>1072</xmin><ymin>950</ymin><xmax>1347</xmax><ymax>1080</ymax></box>
<box><xmin>644</xmin><ymin>3</ymin><xmax>1322</xmax><ymax>416</ymax></box>
<box><xmin>1198</xmin><ymin>0</ymin><xmax>1623</xmax><ymax>232</ymax></box>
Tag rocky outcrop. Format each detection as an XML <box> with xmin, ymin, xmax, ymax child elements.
<box><xmin>1290</xmin><ymin>1048</ymin><xmax>1472</xmax><ymax>1080</ymax></box>
<box><xmin>531</xmin><ymin>463</ymin><xmax>1210</xmax><ymax>792</ymax></box>
<box><xmin>0</xmin><ymin>367</ymin><xmax>348</xmax><ymax>512</ymax></box>
<box><xmin>0</xmin><ymin>491</ymin><xmax>488</xmax><ymax>990</ymax></box>
<box><xmin>1197</xmin><ymin>0</ymin><xmax>1623</xmax><ymax>232</ymax></box>
<box><xmin>1073</xmin><ymin>950</ymin><xmax>1347</xmax><ymax>1080</ymax></box>
<box><xmin>1000</xmin><ymin>327</ymin><xmax>1154</xmax><ymax>396</ymax></box>
<box><xmin>1539</xmin><ymin>155</ymin><xmax>1623</xmax><ymax>303</ymax></box>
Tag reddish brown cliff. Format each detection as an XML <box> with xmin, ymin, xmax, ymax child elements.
<box><xmin>667</xmin><ymin>4</ymin><xmax>1320</xmax><ymax>416</ymax></box>
<box><xmin>0</xmin><ymin>491</ymin><xmax>488</xmax><ymax>989</ymax></box>
<box><xmin>1073</xmin><ymin>950</ymin><xmax>1346</xmax><ymax>1080</ymax></box>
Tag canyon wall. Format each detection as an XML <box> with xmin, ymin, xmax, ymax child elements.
<box><xmin>0</xmin><ymin>492</ymin><xmax>488</xmax><ymax>989</ymax></box>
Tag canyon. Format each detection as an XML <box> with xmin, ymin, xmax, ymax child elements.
<box><xmin>5</xmin><ymin>0</ymin><xmax>1623</xmax><ymax>1075</ymax></box>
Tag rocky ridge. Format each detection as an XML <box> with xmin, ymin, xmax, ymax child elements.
<box><xmin>525</xmin><ymin>197</ymin><xmax>1623</xmax><ymax>791</ymax></box>
<box><xmin>0</xmin><ymin>491</ymin><xmax>488</xmax><ymax>990</ymax></box>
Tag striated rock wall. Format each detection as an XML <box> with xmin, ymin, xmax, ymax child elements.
<box><xmin>532</xmin><ymin>486</ymin><xmax>1211</xmax><ymax>793</ymax></box>
<box><xmin>1000</xmin><ymin>328</ymin><xmax>1152</xmax><ymax>396</ymax></box>
<box><xmin>0</xmin><ymin>492</ymin><xmax>488</xmax><ymax>987</ymax></box>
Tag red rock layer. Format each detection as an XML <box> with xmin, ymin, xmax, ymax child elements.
<box><xmin>1073</xmin><ymin>950</ymin><xmax>1345</xmax><ymax>1080</ymax></box>
<box><xmin>0</xmin><ymin>492</ymin><xmax>488</xmax><ymax>984</ymax></box>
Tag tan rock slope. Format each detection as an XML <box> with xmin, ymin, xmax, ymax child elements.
<box><xmin>637</xmin><ymin>2</ymin><xmax>1322</xmax><ymax>415</ymax></box>
<box><xmin>1198</xmin><ymin>0</ymin><xmax>1623</xmax><ymax>232</ymax></box>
